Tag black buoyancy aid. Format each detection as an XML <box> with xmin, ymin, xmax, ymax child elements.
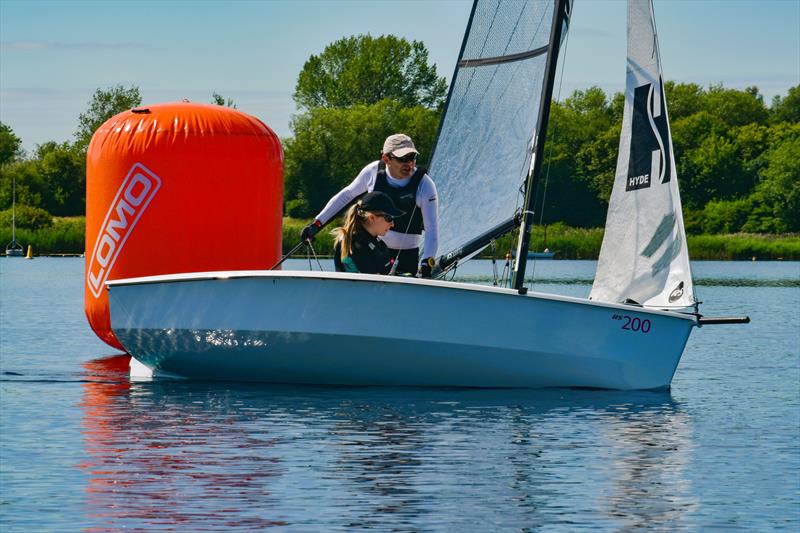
<box><xmin>373</xmin><ymin>161</ymin><xmax>426</xmax><ymax>235</ymax></box>
<box><xmin>333</xmin><ymin>229</ymin><xmax>392</xmax><ymax>274</ymax></box>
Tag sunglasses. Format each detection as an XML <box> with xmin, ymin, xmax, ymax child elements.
<box><xmin>388</xmin><ymin>153</ymin><xmax>417</xmax><ymax>164</ymax></box>
<box><xmin>380</xmin><ymin>214</ymin><xmax>396</xmax><ymax>223</ymax></box>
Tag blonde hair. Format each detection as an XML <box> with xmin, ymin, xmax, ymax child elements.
<box><xmin>332</xmin><ymin>202</ymin><xmax>370</xmax><ymax>261</ymax></box>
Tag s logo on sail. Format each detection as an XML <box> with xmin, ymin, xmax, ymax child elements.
<box><xmin>626</xmin><ymin>78</ymin><xmax>671</xmax><ymax>192</ymax></box>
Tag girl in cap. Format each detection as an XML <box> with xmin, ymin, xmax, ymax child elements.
<box><xmin>332</xmin><ymin>191</ymin><xmax>405</xmax><ymax>275</ymax></box>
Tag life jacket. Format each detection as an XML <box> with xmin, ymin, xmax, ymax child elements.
<box><xmin>373</xmin><ymin>161</ymin><xmax>426</xmax><ymax>235</ymax></box>
<box><xmin>333</xmin><ymin>229</ymin><xmax>393</xmax><ymax>274</ymax></box>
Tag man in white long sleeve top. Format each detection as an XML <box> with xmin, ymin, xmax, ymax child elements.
<box><xmin>300</xmin><ymin>134</ymin><xmax>439</xmax><ymax>278</ymax></box>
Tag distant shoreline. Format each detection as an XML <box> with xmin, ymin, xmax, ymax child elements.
<box><xmin>2</xmin><ymin>217</ymin><xmax>798</xmax><ymax>260</ymax></box>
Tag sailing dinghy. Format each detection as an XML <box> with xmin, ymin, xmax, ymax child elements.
<box><xmin>107</xmin><ymin>0</ymin><xmax>747</xmax><ymax>389</ymax></box>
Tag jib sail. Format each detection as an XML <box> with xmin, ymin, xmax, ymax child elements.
<box><xmin>590</xmin><ymin>0</ymin><xmax>695</xmax><ymax>308</ymax></box>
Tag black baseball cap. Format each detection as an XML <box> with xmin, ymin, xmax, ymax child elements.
<box><xmin>360</xmin><ymin>191</ymin><xmax>405</xmax><ymax>218</ymax></box>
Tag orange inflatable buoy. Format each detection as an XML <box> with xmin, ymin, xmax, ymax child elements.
<box><xmin>84</xmin><ymin>102</ymin><xmax>283</xmax><ymax>350</ymax></box>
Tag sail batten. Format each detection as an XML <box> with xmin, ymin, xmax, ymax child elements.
<box><xmin>590</xmin><ymin>0</ymin><xmax>695</xmax><ymax>308</ymax></box>
<box><xmin>458</xmin><ymin>45</ymin><xmax>550</xmax><ymax>67</ymax></box>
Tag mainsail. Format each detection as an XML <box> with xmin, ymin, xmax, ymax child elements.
<box><xmin>429</xmin><ymin>0</ymin><xmax>568</xmax><ymax>263</ymax></box>
<box><xmin>590</xmin><ymin>0</ymin><xmax>695</xmax><ymax>308</ymax></box>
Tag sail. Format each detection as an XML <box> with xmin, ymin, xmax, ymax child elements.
<box><xmin>590</xmin><ymin>0</ymin><xmax>695</xmax><ymax>308</ymax></box>
<box><xmin>429</xmin><ymin>0</ymin><xmax>566</xmax><ymax>260</ymax></box>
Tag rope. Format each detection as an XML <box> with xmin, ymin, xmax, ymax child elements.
<box><xmin>388</xmin><ymin>201</ymin><xmax>419</xmax><ymax>276</ymax></box>
<box><xmin>501</xmin><ymin>251</ymin><xmax>512</xmax><ymax>287</ymax></box>
<box><xmin>306</xmin><ymin>242</ymin><xmax>324</xmax><ymax>272</ymax></box>
<box><xmin>491</xmin><ymin>241</ymin><xmax>499</xmax><ymax>286</ymax></box>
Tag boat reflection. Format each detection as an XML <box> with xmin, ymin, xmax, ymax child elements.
<box><xmin>79</xmin><ymin>356</ymin><xmax>696</xmax><ymax>531</ymax></box>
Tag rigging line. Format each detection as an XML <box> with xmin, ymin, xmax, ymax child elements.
<box><xmin>502</xmin><ymin>251</ymin><xmax>512</xmax><ymax>287</ymax></box>
<box><xmin>529</xmin><ymin>17</ymin><xmax>571</xmax><ymax>289</ymax></box>
<box><xmin>514</xmin><ymin>0</ymin><xmax>570</xmax><ymax>291</ymax></box>
<box><xmin>536</xmin><ymin>18</ymin><xmax>570</xmax><ymax>229</ymax></box>
<box><xmin>648</xmin><ymin>0</ymin><xmax>659</xmax><ymax>62</ymax></box>
<box><xmin>389</xmin><ymin>191</ymin><xmax>421</xmax><ymax>276</ymax></box>
<box><xmin>307</xmin><ymin>242</ymin><xmax>324</xmax><ymax>272</ymax></box>
<box><xmin>448</xmin><ymin>265</ymin><xmax>458</xmax><ymax>281</ymax></box>
<box><xmin>491</xmin><ymin>241</ymin><xmax>499</xmax><ymax>286</ymax></box>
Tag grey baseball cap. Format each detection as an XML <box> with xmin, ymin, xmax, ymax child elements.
<box><xmin>382</xmin><ymin>133</ymin><xmax>419</xmax><ymax>157</ymax></box>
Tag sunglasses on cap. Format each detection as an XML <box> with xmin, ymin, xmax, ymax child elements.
<box><xmin>388</xmin><ymin>153</ymin><xmax>417</xmax><ymax>164</ymax></box>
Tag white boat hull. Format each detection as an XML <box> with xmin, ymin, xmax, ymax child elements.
<box><xmin>107</xmin><ymin>271</ymin><xmax>697</xmax><ymax>390</ymax></box>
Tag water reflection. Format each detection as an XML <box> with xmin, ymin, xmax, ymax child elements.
<box><xmin>79</xmin><ymin>356</ymin><xmax>696</xmax><ymax>531</ymax></box>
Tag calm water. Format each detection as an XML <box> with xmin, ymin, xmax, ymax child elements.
<box><xmin>1</xmin><ymin>258</ymin><xmax>798</xmax><ymax>531</ymax></box>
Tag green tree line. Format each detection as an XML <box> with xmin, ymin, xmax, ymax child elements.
<box><xmin>284</xmin><ymin>35</ymin><xmax>799</xmax><ymax>235</ymax></box>
<box><xmin>538</xmin><ymin>83</ymin><xmax>799</xmax><ymax>234</ymax></box>
<box><xmin>2</xmin><ymin>34</ymin><xmax>798</xmax><ymax>243</ymax></box>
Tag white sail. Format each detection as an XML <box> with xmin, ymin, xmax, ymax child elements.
<box><xmin>429</xmin><ymin>0</ymin><xmax>559</xmax><ymax>260</ymax></box>
<box><xmin>590</xmin><ymin>0</ymin><xmax>695</xmax><ymax>309</ymax></box>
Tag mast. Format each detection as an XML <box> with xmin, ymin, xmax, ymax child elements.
<box><xmin>511</xmin><ymin>0</ymin><xmax>571</xmax><ymax>291</ymax></box>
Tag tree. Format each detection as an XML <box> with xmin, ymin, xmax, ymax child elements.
<box><xmin>747</xmin><ymin>125</ymin><xmax>800</xmax><ymax>232</ymax></box>
<box><xmin>285</xmin><ymin>34</ymin><xmax>446</xmax><ymax>216</ymax></box>
<box><xmin>211</xmin><ymin>92</ymin><xmax>237</xmax><ymax>108</ymax></box>
<box><xmin>0</xmin><ymin>142</ymin><xmax>85</xmax><ymax>215</ymax></box>
<box><xmin>284</xmin><ymin>100</ymin><xmax>440</xmax><ymax>214</ymax></box>
<box><xmin>0</xmin><ymin>204</ymin><xmax>52</xmax><ymax>230</ymax></box>
<box><xmin>35</xmin><ymin>142</ymin><xmax>86</xmax><ymax>216</ymax></box>
<box><xmin>537</xmin><ymin>87</ymin><xmax>619</xmax><ymax>227</ymax></box>
<box><xmin>0</xmin><ymin>160</ymin><xmax>45</xmax><ymax>210</ymax></box>
<box><xmin>75</xmin><ymin>85</ymin><xmax>142</xmax><ymax>150</ymax></box>
<box><xmin>293</xmin><ymin>35</ymin><xmax>447</xmax><ymax>110</ymax></box>
<box><xmin>0</xmin><ymin>122</ymin><xmax>22</xmax><ymax>166</ymax></box>
<box><xmin>771</xmin><ymin>85</ymin><xmax>800</xmax><ymax>124</ymax></box>
<box><xmin>664</xmin><ymin>82</ymin><xmax>704</xmax><ymax>121</ymax></box>
<box><xmin>702</xmin><ymin>85</ymin><xmax>768</xmax><ymax>128</ymax></box>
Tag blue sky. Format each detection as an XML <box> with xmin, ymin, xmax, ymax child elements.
<box><xmin>1</xmin><ymin>0</ymin><xmax>798</xmax><ymax>152</ymax></box>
